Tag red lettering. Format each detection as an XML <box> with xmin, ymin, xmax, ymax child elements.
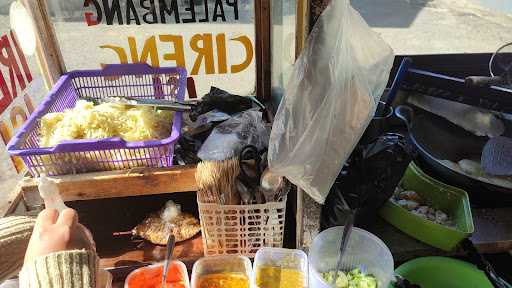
<box><xmin>85</xmin><ymin>12</ymin><xmax>98</xmax><ymax>26</ymax></box>
<box><xmin>84</xmin><ymin>0</ymin><xmax>101</xmax><ymax>26</ymax></box>
<box><xmin>0</xmin><ymin>70</ymin><xmax>11</xmax><ymax>115</ymax></box>
<box><xmin>0</xmin><ymin>34</ymin><xmax>26</xmax><ymax>100</ymax></box>
<box><xmin>10</xmin><ymin>31</ymin><xmax>32</xmax><ymax>83</ymax></box>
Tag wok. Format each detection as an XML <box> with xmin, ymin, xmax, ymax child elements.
<box><xmin>395</xmin><ymin>105</ymin><xmax>512</xmax><ymax>207</ymax></box>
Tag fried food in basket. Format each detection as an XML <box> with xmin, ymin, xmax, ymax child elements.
<box><xmin>133</xmin><ymin>201</ymin><xmax>201</xmax><ymax>244</ymax></box>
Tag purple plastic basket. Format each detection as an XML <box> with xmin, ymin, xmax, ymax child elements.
<box><xmin>7</xmin><ymin>64</ymin><xmax>186</xmax><ymax>176</ymax></box>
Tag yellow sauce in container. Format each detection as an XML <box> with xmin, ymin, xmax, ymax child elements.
<box><xmin>197</xmin><ymin>272</ymin><xmax>249</xmax><ymax>288</ymax></box>
<box><xmin>255</xmin><ymin>266</ymin><xmax>305</xmax><ymax>288</ymax></box>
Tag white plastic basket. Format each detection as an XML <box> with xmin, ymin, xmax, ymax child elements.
<box><xmin>197</xmin><ymin>197</ymin><xmax>287</xmax><ymax>258</ymax></box>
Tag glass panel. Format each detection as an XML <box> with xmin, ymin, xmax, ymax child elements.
<box><xmin>0</xmin><ymin>1</ymin><xmax>48</xmax><ymax>196</ymax></box>
<box><xmin>271</xmin><ymin>0</ymin><xmax>296</xmax><ymax>106</ymax></box>
<box><xmin>351</xmin><ymin>0</ymin><xmax>512</xmax><ymax>55</ymax></box>
<box><xmin>49</xmin><ymin>0</ymin><xmax>257</xmax><ymax>97</ymax></box>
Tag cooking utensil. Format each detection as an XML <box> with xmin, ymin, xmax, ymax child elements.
<box><xmin>275</xmin><ymin>179</ymin><xmax>291</xmax><ymax>202</ymax></box>
<box><xmin>161</xmin><ymin>233</ymin><xmax>176</xmax><ymax>288</ymax></box>
<box><xmin>481</xmin><ymin>136</ymin><xmax>512</xmax><ymax>176</ymax></box>
<box><xmin>395</xmin><ymin>105</ymin><xmax>512</xmax><ymax>206</ymax></box>
<box><xmin>81</xmin><ymin>96</ymin><xmax>195</xmax><ymax>112</ymax></box>
<box><xmin>260</xmin><ymin>168</ymin><xmax>284</xmax><ymax>202</ymax></box>
<box><xmin>331</xmin><ymin>210</ymin><xmax>355</xmax><ymax>287</ymax></box>
<box><xmin>238</xmin><ymin>145</ymin><xmax>266</xmax><ymax>203</ymax></box>
<box><xmin>465</xmin><ymin>76</ymin><xmax>506</xmax><ymax>87</ymax></box>
<box><xmin>466</xmin><ymin>42</ymin><xmax>512</xmax><ymax>88</ymax></box>
<box><xmin>236</xmin><ymin>178</ymin><xmax>253</xmax><ymax>205</ymax></box>
<box><xmin>461</xmin><ymin>239</ymin><xmax>512</xmax><ymax>288</ymax></box>
<box><xmin>239</xmin><ymin>145</ymin><xmax>263</xmax><ymax>184</ymax></box>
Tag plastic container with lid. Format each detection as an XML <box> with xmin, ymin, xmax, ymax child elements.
<box><xmin>124</xmin><ymin>260</ymin><xmax>190</xmax><ymax>288</ymax></box>
<box><xmin>309</xmin><ymin>226</ymin><xmax>394</xmax><ymax>288</ymax></box>
<box><xmin>191</xmin><ymin>255</ymin><xmax>253</xmax><ymax>288</ymax></box>
<box><xmin>254</xmin><ymin>248</ymin><xmax>308</xmax><ymax>288</ymax></box>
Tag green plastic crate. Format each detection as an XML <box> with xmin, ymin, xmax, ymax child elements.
<box><xmin>379</xmin><ymin>162</ymin><xmax>474</xmax><ymax>251</ymax></box>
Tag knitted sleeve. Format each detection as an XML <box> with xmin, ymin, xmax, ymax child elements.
<box><xmin>0</xmin><ymin>216</ymin><xmax>35</xmax><ymax>282</ymax></box>
<box><xmin>19</xmin><ymin>250</ymin><xmax>98</xmax><ymax>288</ymax></box>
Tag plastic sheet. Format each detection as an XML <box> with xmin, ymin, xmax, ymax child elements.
<box><xmin>268</xmin><ymin>0</ymin><xmax>394</xmax><ymax>203</ymax></box>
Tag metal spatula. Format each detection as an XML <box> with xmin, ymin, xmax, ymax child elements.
<box><xmin>481</xmin><ymin>136</ymin><xmax>512</xmax><ymax>176</ymax></box>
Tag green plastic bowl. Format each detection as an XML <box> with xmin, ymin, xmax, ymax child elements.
<box><xmin>392</xmin><ymin>257</ymin><xmax>493</xmax><ymax>288</ymax></box>
<box><xmin>379</xmin><ymin>162</ymin><xmax>474</xmax><ymax>251</ymax></box>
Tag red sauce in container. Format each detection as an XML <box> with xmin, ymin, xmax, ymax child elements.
<box><xmin>126</xmin><ymin>262</ymin><xmax>188</xmax><ymax>288</ymax></box>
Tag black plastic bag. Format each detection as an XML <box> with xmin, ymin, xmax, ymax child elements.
<box><xmin>321</xmin><ymin>133</ymin><xmax>415</xmax><ymax>230</ymax></box>
<box><xmin>189</xmin><ymin>87</ymin><xmax>254</xmax><ymax>121</ymax></box>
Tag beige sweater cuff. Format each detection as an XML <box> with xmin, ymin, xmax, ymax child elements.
<box><xmin>0</xmin><ymin>216</ymin><xmax>35</xmax><ymax>282</ymax></box>
<box><xmin>19</xmin><ymin>250</ymin><xmax>98</xmax><ymax>288</ymax></box>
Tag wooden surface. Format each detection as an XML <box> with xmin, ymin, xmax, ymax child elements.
<box><xmin>99</xmin><ymin>234</ymin><xmax>203</xmax><ymax>270</ymax></box>
<box><xmin>471</xmin><ymin>208</ymin><xmax>512</xmax><ymax>254</ymax></box>
<box><xmin>0</xmin><ymin>186</ymin><xmax>25</xmax><ymax>217</ymax></box>
<box><xmin>19</xmin><ymin>165</ymin><xmax>197</xmax><ymax>202</ymax></box>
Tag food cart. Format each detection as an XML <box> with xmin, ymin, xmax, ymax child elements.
<box><xmin>0</xmin><ymin>0</ymin><xmax>511</xmax><ymax>287</ymax></box>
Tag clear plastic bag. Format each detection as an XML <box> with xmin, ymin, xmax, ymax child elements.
<box><xmin>268</xmin><ymin>0</ymin><xmax>394</xmax><ymax>204</ymax></box>
<box><xmin>198</xmin><ymin>109</ymin><xmax>269</xmax><ymax>161</ymax></box>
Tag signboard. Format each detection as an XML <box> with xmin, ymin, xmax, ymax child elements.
<box><xmin>51</xmin><ymin>0</ymin><xmax>256</xmax><ymax>97</ymax></box>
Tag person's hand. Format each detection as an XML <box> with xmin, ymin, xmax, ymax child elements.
<box><xmin>24</xmin><ymin>208</ymin><xmax>95</xmax><ymax>264</ymax></box>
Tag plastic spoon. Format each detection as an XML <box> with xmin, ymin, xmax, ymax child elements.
<box><xmin>161</xmin><ymin>233</ymin><xmax>176</xmax><ymax>288</ymax></box>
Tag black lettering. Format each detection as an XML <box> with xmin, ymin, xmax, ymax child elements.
<box><xmin>225</xmin><ymin>0</ymin><xmax>238</xmax><ymax>20</ymax></box>
<box><xmin>198</xmin><ymin>0</ymin><xmax>209</xmax><ymax>23</ymax></box>
<box><xmin>84</xmin><ymin>0</ymin><xmax>103</xmax><ymax>24</ymax></box>
<box><xmin>182</xmin><ymin>0</ymin><xmax>196</xmax><ymax>23</ymax></box>
<box><xmin>213</xmin><ymin>0</ymin><xmax>226</xmax><ymax>22</ymax></box>
<box><xmin>102</xmin><ymin>0</ymin><xmax>123</xmax><ymax>25</ymax></box>
<box><xmin>126</xmin><ymin>0</ymin><xmax>141</xmax><ymax>25</ymax></box>
<box><xmin>140</xmin><ymin>0</ymin><xmax>157</xmax><ymax>24</ymax></box>
<box><xmin>159</xmin><ymin>0</ymin><xmax>180</xmax><ymax>23</ymax></box>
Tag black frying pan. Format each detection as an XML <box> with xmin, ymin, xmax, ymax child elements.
<box><xmin>395</xmin><ymin>105</ymin><xmax>512</xmax><ymax>207</ymax></box>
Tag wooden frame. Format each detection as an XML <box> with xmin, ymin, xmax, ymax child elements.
<box><xmin>17</xmin><ymin>166</ymin><xmax>197</xmax><ymax>203</ymax></box>
<box><xmin>22</xmin><ymin>0</ymin><xmax>66</xmax><ymax>88</ymax></box>
<box><xmin>255</xmin><ymin>0</ymin><xmax>272</xmax><ymax>101</ymax></box>
<box><xmin>296</xmin><ymin>0</ymin><xmax>310</xmax><ymax>59</ymax></box>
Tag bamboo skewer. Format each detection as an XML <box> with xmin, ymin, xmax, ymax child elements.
<box><xmin>195</xmin><ymin>158</ymin><xmax>240</xmax><ymax>205</ymax></box>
